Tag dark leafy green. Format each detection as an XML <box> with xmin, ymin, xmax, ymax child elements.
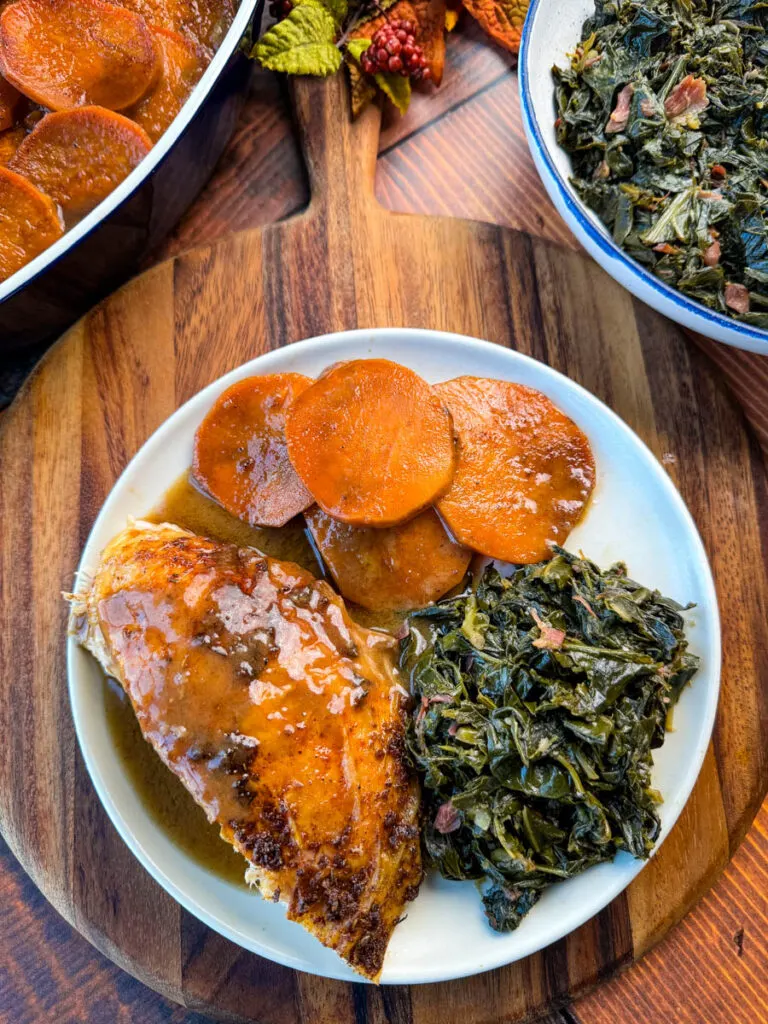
<box><xmin>553</xmin><ymin>0</ymin><xmax>768</xmax><ymax>328</ymax></box>
<box><xmin>403</xmin><ymin>549</ymin><xmax>700</xmax><ymax>931</ymax></box>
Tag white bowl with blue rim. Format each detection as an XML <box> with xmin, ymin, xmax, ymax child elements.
<box><xmin>519</xmin><ymin>0</ymin><xmax>768</xmax><ymax>355</ymax></box>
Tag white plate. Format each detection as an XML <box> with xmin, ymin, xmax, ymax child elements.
<box><xmin>67</xmin><ymin>328</ymin><xmax>721</xmax><ymax>985</ymax></box>
<box><xmin>519</xmin><ymin>0</ymin><xmax>768</xmax><ymax>355</ymax></box>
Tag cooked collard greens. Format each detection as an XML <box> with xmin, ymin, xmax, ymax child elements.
<box><xmin>554</xmin><ymin>0</ymin><xmax>768</xmax><ymax>327</ymax></box>
<box><xmin>403</xmin><ymin>549</ymin><xmax>700</xmax><ymax>931</ymax></box>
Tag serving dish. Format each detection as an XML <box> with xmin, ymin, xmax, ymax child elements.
<box><xmin>0</xmin><ymin>0</ymin><xmax>260</xmax><ymax>353</ymax></box>
<box><xmin>518</xmin><ymin>0</ymin><xmax>768</xmax><ymax>356</ymax></box>
<box><xmin>67</xmin><ymin>327</ymin><xmax>721</xmax><ymax>985</ymax></box>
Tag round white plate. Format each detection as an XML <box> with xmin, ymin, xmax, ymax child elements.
<box><xmin>68</xmin><ymin>328</ymin><xmax>721</xmax><ymax>985</ymax></box>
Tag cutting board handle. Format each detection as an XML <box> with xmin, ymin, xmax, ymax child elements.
<box><xmin>290</xmin><ymin>72</ymin><xmax>382</xmax><ymax>217</ymax></box>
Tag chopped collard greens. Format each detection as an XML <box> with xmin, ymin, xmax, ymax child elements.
<box><xmin>553</xmin><ymin>0</ymin><xmax>768</xmax><ymax>328</ymax></box>
<box><xmin>402</xmin><ymin>549</ymin><xmax>700</xmax><ymax>931</ymax></box>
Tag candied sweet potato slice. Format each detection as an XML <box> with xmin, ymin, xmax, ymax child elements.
<box><xmin>10</xmin><ymin>106</ymin><xmax>152</xmax><ymax>222</ymax></box>
<box><xmin>118</xmin><ymin>0</ymin><xmax>235</xmax><ymax>52</ymax></box>
<box><xmin>128</xmin><ymin>28</ymin><xmax>207</xmax><ymax>142</ymax></box>
<box><xmin>435</xmin><ymin>377</ymin><xmax>596</xmax><ymax>563</ymax></box>
<box><xmin>193</xmin><ymin>373</ymin><xmax>315</xmax><ymax>529</ymax></box>
<box><xmin>0</xmin><ymin>166</ymin><xmax>63</xmax><ymax>281</ymax></box>
<box><xmin>0</xmin><ymin>0</ymin><xmax>159</xmax><ymax>111</ymax></box>
<box><xmin>285</xmin><ymin>359</ymin><xmax>457</xmax><ymax>527</ymax></box>
<box><xmin>306</xmin><ymin>506</ymin><xmax>471</xmax><ymax>612</ymax></box>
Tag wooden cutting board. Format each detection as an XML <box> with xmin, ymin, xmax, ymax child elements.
<box><xmin>1</xmin><ymin>72</ymin><xmax>767</xmax><ymax>1024</ymax></box>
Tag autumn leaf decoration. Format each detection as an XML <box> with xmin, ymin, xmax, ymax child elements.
<box><xmin>252</xmin><ymin>0</ymin><xmax>528</xmax><ymax>115</ymax></box>
<box><xmin>460</xmin><ymin>0</ymin><xmax>527</xmax><ymax>52</ymax></box>
<box><xmin>254</xmin><ymin>1</ymin><xmax>343</xmax><ymax>76</ymax></box>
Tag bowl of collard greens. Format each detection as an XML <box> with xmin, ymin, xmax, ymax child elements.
<box><xmin>519</xmin><ymin>0</ymin><xmax>768</xmax><ymax>354</ymax></box>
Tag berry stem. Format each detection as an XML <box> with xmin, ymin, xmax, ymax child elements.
<box><xmin>337</xmin><ymin>0</ymin><xmax>388</xmax><ymax>48</ymax></box>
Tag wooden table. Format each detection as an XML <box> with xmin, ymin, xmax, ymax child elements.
<box><xmin>2</xmin><ymin>25</ymin><xmax>768</xmax><ymax>1023</ymax></box>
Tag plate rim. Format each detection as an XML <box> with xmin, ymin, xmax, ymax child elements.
<box><xmin>67</xmin><ymin>326</ymin><xmax>722</xmax><ymax>985</ymax></box>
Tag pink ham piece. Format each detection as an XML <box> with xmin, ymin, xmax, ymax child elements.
<box><xmin>653</xmin><ymin>243</ymin><xmax>680</xmax><ymax>256</ymax></box>
<box><xmin>725</xmin><ymin>283</ymin><xmax>750</xmax><ymax>314</ymax></box>
<box><xmin>640</xmin><ymin>98</ymin><xmax>656</xmax><ymax>117</ymax></box>
<box><xmin>703</xmin><ymin>238</ymin><xmax>721</xmax><ymax>267</ymax></box>
<box><xmin>665</xmin><ymin>75</ymin><xmax>709</xmax><ymax>123</ymax></box>
<box><xmin>434</xmin><ymin>802</ymin><xmax>461</xmax><ymax>834</ymax></box>
<box><xmin>530</xmin><ymin>608</ymin><xmax>566</xmax><ymax>650</ymax></box>
<box><xmin>593</xmin><ymin>159</ymin><xmax>611</xmax><ymax>180</ymax></box>
<box><xmin>606</xmin><ymin>84</ymin><xmax>633</xmax><ymax>134</ymax></box>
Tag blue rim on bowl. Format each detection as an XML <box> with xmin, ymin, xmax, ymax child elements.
<box><xmin>519</xmin><ymin>0</ymin><xmax>768</xmax><ymax>356</ymax></box>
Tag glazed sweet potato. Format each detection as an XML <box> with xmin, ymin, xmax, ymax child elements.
<box><xmin>306</xmin><ymin>506</ymin><xmax>471</xmax><ymax>612</ymax></box>
<box><xmin>0</xmin><ymin>75</ymin><xmax>20</xmax><ymax>131</ymax></box>
<box><xmin>128</xmin><ymin>28</ymin><xmax>207</xmax><ymax>142</ymax></box>
<box><xmin>285</xmin><ymin>359</ymin><xmax>456</xmax><ymax>527</ymax></box>
<box><xmin>0</xmin><ymin>166</ymin><xmax>63</xmax><ymax>281</ymax></box>
<box><xmin>435</xmin><ymin>377</ymin><xmax>596</xmax><ymax>563</ymax></box>
<box><xmin>118</xmin><ymin>0</ymin><xmax>235</xmax><ymax>52</ymax></box>
<box><xmin>193</xmin><ymin>374</ymin><xmax>315</xmax><ymax>529</ymax></box>
<box><xmin>10</xmin><ymin>106</ymin><xmax>152</xmax><ymax>222</ymax></box>
<box><xmin>0</xmin><ymin>0</ymin><xmax>159</xmax><ymax>111</ymax></box>
<box><xmin>0</xmin><ymin>125</ymin><xmax>24</xmax><ymax>165</ymax></box>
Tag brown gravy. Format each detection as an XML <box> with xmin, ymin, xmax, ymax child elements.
<box><xmin>104</xmin><ymin>472</ymin><xmax>321</xmax><ymax>884</ymax></box>
<box><xmin>105</xmin><ymin>677</ymin><xmax>247</xmax><ymax>886</ymax></box>
<box><xmin>104</xmin><ymin>471</ymin><xmax>404</xmax><ymax>882</ymax></box>
<box><xmin>147</xmin><ymin>472</ymin><xmax>322</xmax><ymax>572</ymax></box>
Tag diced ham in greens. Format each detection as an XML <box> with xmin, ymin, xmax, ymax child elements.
<box><xmin>664</xmin><ymin>75</ymin><xmax>709</xmax><ymax>123</ymax></box>
<box><xmin>605</xmin><ymin>84</ymin><xmax>633</xmax><ymax>133</ymax></box>
<box><xmin>725</xmin><ymin>283</ymin><xmax>750</xmax><ymax>314</ymax></box>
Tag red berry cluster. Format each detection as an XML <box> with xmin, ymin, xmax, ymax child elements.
<box><xmin>360</xmin><ymin>19</ymin><xmax>431</xmax><ymax>80</ymax></box>
<box><xmin>268</xmin><ymin>0</ymin><xmax>292</xmax><ymax>18</ymax></box>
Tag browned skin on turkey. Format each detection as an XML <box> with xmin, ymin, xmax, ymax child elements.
<box><xmin>69</xmin><ymin>522</ymin><xmax>422</xmax><ymax>979</ymax></box>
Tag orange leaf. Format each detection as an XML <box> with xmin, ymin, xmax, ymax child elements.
<box><xmin>462</xmin><ymin>0</ymin><xmax>528</xmax><ymax>53</ymax></box>
<box><xmin>351</xmin><ymin>0</ymin><xmax>446</xmax><ymax>85</ymax></box>
<box><xmin>445</xmin><ymin>0</ymin><xmax>461</xmax><ymax>31</ymax></box>
<box><xmin>410</xmin><ymin>0</ymin><xmax>446</xmax><ymax>84</ymax></box>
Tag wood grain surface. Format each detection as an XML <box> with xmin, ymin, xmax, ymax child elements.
<box><xmin>1</xmin><ymin>29</ymin><xmax>768</xmax><ymax>1024</ymax></box>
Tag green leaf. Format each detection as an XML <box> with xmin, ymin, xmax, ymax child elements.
<box><xmin>253</xmin><ymin>3</ymin><xmax>342</xmax><ymax>76</ymax></box>
<box><xmin>314</xmin><ymin>0</ymin><xmax>347</xmax><ymax>27</ymax></box>
<box><xmin>345</xmin><ymin>37</ymin><xmax>370</xmax><ymax>63</ymax></box>
<box><xmin>344</xmin><ymin>37</ymin><xmax>413</xmax><ymax>117</ymax></box>
<box><xmin>374</xmin><ymin>71</ymin><xmax>412</xmax><ymax>114</ymax></box>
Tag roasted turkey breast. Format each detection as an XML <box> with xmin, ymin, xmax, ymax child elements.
<box><xmin>69</xmin><ymin>521</ymin><xmax>421</xmax><ymax>979</ymax></box>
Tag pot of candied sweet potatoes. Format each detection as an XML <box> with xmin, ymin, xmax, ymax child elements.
<box><xmin>0</xmin><ymin>0</ymin><xmax>261</xmax><ymax>350</ymax></box>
